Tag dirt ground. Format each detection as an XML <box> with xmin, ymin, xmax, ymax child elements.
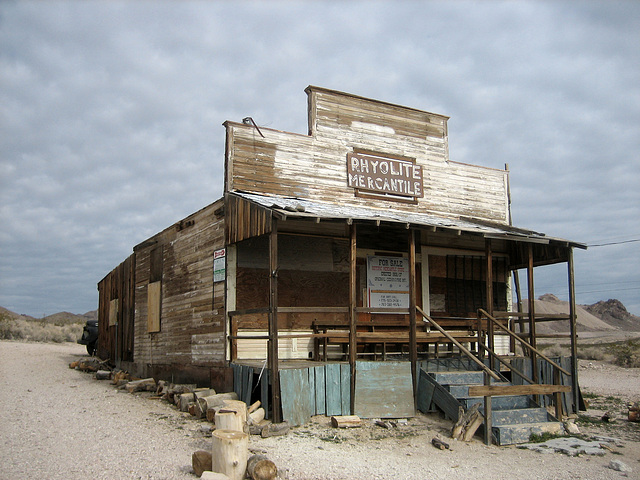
<box><xmin>1</xmin><ymin>340</ymin><xmax>638</xmax><ymax>480</ymax></box>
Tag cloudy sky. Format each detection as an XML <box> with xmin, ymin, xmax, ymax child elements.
<box><xmin>1</xmin><ymin>1</ymin><xmax>639</xmax><ymax>317</ymax></box>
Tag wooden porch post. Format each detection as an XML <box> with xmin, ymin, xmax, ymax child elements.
<box><xmin>269</xmin><ymin>218</ymin><xmax>281</xmax><ymax>423</ymax></box>
<box><xmin>485</xmin><ymin>239</ymin><xmax>494</xmax><ymax>358</ymax></box>
<box><xmin>409</xmin><ymin>228</ymin><xmax>417</xmax><ymax>394</ymax></box>
<box><xmin>567</xmin><ymin>247</ymin><xmax>579</xmax><ymax>414</ymax></box>
<box><xmin>349</xmin><ymin>223</ymin><xmax>357</xmax><ymax>413</ymax></box>
<box><xmin>527</xmin><ymin>244</ymin><xmax>538</xmax><ymax>384</ymax></box>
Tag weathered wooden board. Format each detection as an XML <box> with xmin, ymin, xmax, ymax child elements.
<box><xmin>340</xmin><ymin>363</ymin><xmax>351</xmax><ymax>415</ymax></box>
<box><xmin>418</xmin><ymin>369</ymin><xmax>461</xmax><ymax>421</ymax></box>
<box><xmin>325</xmin><ymin>363</ymin><xmax>342</xmax><ymax>416</ymax></box>
<box><xmin>226</xmin><ymin>86</ymin><xmax>509</xmax><ymax>224</ymax></box>
<box><xmin>314</xmin><ymin>365</ymin><xmax>326</xmax><ymax>415</ymax></box>
<box><xmin>280</xmin><ymin>368</ymin><xmax>312</xmax><ymax>426</ymax></box>
<box><xmin>416</xmin><ymin>374</ymin><xmax>436</xmax><ymax>413</ymax></box>
<box><xmin>354</xmin><ymin>362</ymin><xmax>415</xmax><ymax>419</ymax></box>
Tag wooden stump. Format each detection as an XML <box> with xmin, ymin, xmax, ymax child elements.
<box><xmin>247</xmin><ymin>454</ymin><xmax>277</xmax><ymax>480</ymax></box>
<box><xmin>211</xmin><ymin>430</ymin><xmax>248</xmax><ymax>480</ymax></box>
<box><xmin>215</xmin><ymin>411</ymin><xmax>245</xmax><ymax>432</ymax></box>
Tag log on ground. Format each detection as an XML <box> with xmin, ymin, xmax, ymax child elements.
<box><xmin>247</xmin><ymin>454</ymin><xmax>277</xmax><ymax>480</ymax></box>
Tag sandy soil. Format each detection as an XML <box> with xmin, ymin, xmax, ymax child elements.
<box><xmin>1</xmin><ymin>340</ymin><xmax>638</xmax><ymax>480</ymax></box>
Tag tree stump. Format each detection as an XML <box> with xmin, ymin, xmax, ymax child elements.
<box><xmin>211</xmin><ymin>430</ymin><xmax>248</xmax><ymax>480</ymax></box>
<box><xmin>215</xmin><ymin>411</ymin><xmax>245</xmax><ymax>432</ymax></box>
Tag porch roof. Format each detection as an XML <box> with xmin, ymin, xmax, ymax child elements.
<box><xmin>230</xmin><ymin>191</ymin><xmax>586</xmax><ymax>250</ymax></box>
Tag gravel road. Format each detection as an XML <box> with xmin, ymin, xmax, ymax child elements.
<box><xmin>1</xmin><ymin>340</ymin><xmax>638</xmax><ymax>480</ymax></box>
<box><xmin>0</xmin><ymin>341</ymin><xmax>208</xmax><ymax>480</ymax></box>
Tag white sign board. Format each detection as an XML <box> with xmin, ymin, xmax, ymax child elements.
<box><xmin>367</xmin><ymin>255</ymin><xmax>409</xmax><ymax>309</ymax></box>
<box><xmin>213</xmin><ymin>248</ymin><xmax>226</xmax><ymax>283</ymax></box>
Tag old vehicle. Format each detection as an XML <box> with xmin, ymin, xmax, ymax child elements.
<box><xmin>78</xmin><ymin>319</ymin><xmax>98</xmax><ymax>355</ymax></box>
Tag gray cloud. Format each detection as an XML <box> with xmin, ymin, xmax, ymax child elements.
<box><xmin>1</xmin><ymin>1</ymin><xmax>638</xmax><ymax>316</ymax></box>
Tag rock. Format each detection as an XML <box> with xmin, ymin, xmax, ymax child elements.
<box><xmin>608</xmin><ymin>459</ymin><xmax>632</xmax><ymax>473</ymax></box>
<box><xmin>201</xmin><ymin>472</ymin><xmax>231</xmax><ymax>480</ymax></box>
<box><xmin>563</xmin><ymin>420</ymin><xmax>580</xmax><ymax>435</ymax></box>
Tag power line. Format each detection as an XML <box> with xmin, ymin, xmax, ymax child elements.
<box><xmin>588</xmin><ymin>238</ymin><xmax>640</xmax><ymax>247</ymax></box>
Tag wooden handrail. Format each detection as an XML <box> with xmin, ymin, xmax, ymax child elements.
<box><xmin>417</xmin><ymin>306</ymin><xmax>501</xmax><ymax>381</ymax></box>
<box><xmin>477</xmin><ymin>343</ymin><xmax>534</xmax><ymax>385</ymax></box>
<box><xmin>477</xmin><ymin>309</ymin><xmax>571</xmax><ymax>376</ymax></box>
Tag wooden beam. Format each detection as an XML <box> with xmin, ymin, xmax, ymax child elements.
<box><xmin>349</xmin><ymin>224</ymin><xmax>357</xmax><ymax>414</ymax></box>
<box><xmin>409</xmin><ymin>228</ymin><xmax>417</xmax><ymax>394</ymax></box>
<box><xmin>568</xmin><ymin>247</ymin><xmax>579</xmax><ymax>414</ymax></box>
<box><xmin>268</xmin><ymin>218</ymin><xmax>281</xmax><ymax>423</ymax></box>
<box><xmin>468</xmin><ymin>384</ymin><xmax>571</xmax><ymax>397</ymax></box>
<box><xmin>485</xmin><ymin>239</ymin><xmax>494</xmax><ymax>361</ymax></box>
<box><xmin>527</xmin><ymin>244</ymin><xmax>538</xmax><ymax>385</ymax></box>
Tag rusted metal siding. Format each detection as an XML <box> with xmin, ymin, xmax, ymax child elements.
<box><xmin>225</xmin><ymin>86</ymin><xmax>509</xmax><ymax>224</ymax></box>
<box><xmin>132</xmin><ymin>199</ymin><xmax>227</xmax><ymax>368</ymax></box>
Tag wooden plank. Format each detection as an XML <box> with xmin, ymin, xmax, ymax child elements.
<box><xmin>279</xmin><ymin>368</ymin><xmax>311</xmax><ymax>426</ymax></box>
<box><xmin>468</xmin><ymin>384</ymin><xmax>571</xmax><ymax>397</ymax></box>
<box><xmin>340</xmin><ymin>363</ymin><xmax>351</xmax><ymax>415</ymax></box>
<box><xmin>416</xmin><ymin>372</ymin><xmax>436</xmax><ymax>413</ymax></box>
<box><xmin>325</xmin><ymin>363</ymin><xmax>342</xmax><ymax>416</ymax></box>
<box><xmin>419</xmin><ymin>369</ymin><xmax>461</xmax><ymax>421</ymax></box>
<box><xmin>147</xmin><ymin>281</ymin><xmax>161</xmax><ymax>333</ymax></box>
<box><xmin>314</xmin><ymin>365</ymin><xmax>326</xmax><ymax>415</ymax></box>
<box><xmin>354</xmin><ymin>362</ymin><xmax>414</xmax><ymax>419</ymax></box>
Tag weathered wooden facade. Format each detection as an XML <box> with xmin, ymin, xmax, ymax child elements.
<box><xmin>97</xmin><ymin>87</ymin><xmax>585</xmax><ymax>434</ymax></box>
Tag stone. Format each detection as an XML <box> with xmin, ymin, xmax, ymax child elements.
<box><xmin>608</xmin><ymin>460</ymin><xmax>632</xmax><ymax>473</ymax></box>
<box><xmin>563</xmin><ymin>420</ymin><xmax>580</xmax><ymax>435</ymax></box>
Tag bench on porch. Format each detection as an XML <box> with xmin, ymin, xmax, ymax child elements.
<box><xmin>312</xmin><ymin>318</ymin><xmax>479</xmax><ymax>361</ymax></box>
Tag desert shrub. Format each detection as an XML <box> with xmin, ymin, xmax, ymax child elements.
<box><xmin>606</xmin><ymin>340</ymin><xmax>640</xmax><ymax>368</ymax></box>
<box><xmin>541</xmin><ymin>344</ymin><xmax>569</xmax><ymax>357</ymax></box>
<box><xmin>577</xmin><ymin>346</ymin><xmax>610</xmax><ymax>361</ymax></box>
<box><xmin>0</xmin><ymin>315</ymin><xmax>83</xmax><ymax>343</ymax></box>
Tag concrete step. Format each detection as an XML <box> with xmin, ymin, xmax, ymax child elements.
<box><xmin>461</xmin><ymin>394</ymin><xmax>532</xmax><ymax>411</ymax></box>
<box><xmin>428</xmin><ymin>371</ymin><xmax>487</xmax><ymax>385</ymax></box>
<box><xmin>487</xmin><ymin>407</ymin><xmax>550</xmax><ymax>426</ymax></box>
<box><xmin>491</xmin><ymin>421</ymin><xmax>564</xmax><ymax>446</ymax></box>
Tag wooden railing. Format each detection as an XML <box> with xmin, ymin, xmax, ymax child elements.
<box><xmin>476</xmin><ymin>308</ymin><xmax>572</xmax><ymax>444</ymax></box>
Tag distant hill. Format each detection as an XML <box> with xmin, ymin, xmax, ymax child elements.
<box><xmin>1</xmin><ymin>298</ymin><xmax>638</xmax><ymax>333</ymax></box>
<box><xmin>0</xmin><ymin>307</ymin><xmax>96</xmax><ymax>325</ymax></box>
<box><xmin>524</xmin><ymin>294</ymin><xmax>640</xmax><ymax>335</ymax></box>
<box><xmin>583</xmin><ymin>299</ymin><xmax>640</xmax><ymax>330</ymax></box>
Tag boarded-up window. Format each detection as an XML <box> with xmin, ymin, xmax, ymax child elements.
<box><xmin>445</xmin><ymin>255</ymin><xmax>507</xmax><ymax>316</ymax></box>
<box><xmin>147</xmin><ymin>281</ymin><xmax>161</xmax><ymax>333</ymax></box>
<box><xmin>108</xmin><ymin>299</ymin><xmax>119</xmax><ymax>327</ymax></box>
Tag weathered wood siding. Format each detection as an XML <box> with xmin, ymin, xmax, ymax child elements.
<box><xmin>133</xmin><ymin>199</ymin><xmax>227</xmax><ymax>367</ymax></box>
<box><xmin>97</xmin><ymin>253</ymin><xmax>135</xmax><ymax>362</ymax></box>
<box><xmin>225</xmin><ymin>86</ymin><xmax>508</xmax><ymax>223</ymax></box>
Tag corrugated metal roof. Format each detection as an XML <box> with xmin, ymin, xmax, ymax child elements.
<box><xmin>232</xmin><ymin>191</ymin><xmax>586</xmax><ymax>249</ymax></box>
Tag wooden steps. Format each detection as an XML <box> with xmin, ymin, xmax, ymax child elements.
<box><xmin>418</xmin><ymin>369</ymin><xmax>565</xmax><ymax>446</ymax></box>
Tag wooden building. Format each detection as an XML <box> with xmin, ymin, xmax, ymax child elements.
<box><xmin>97</xmin><ymin>86</ymin><xmax>585</xmax><ymax>439</ymax></box>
